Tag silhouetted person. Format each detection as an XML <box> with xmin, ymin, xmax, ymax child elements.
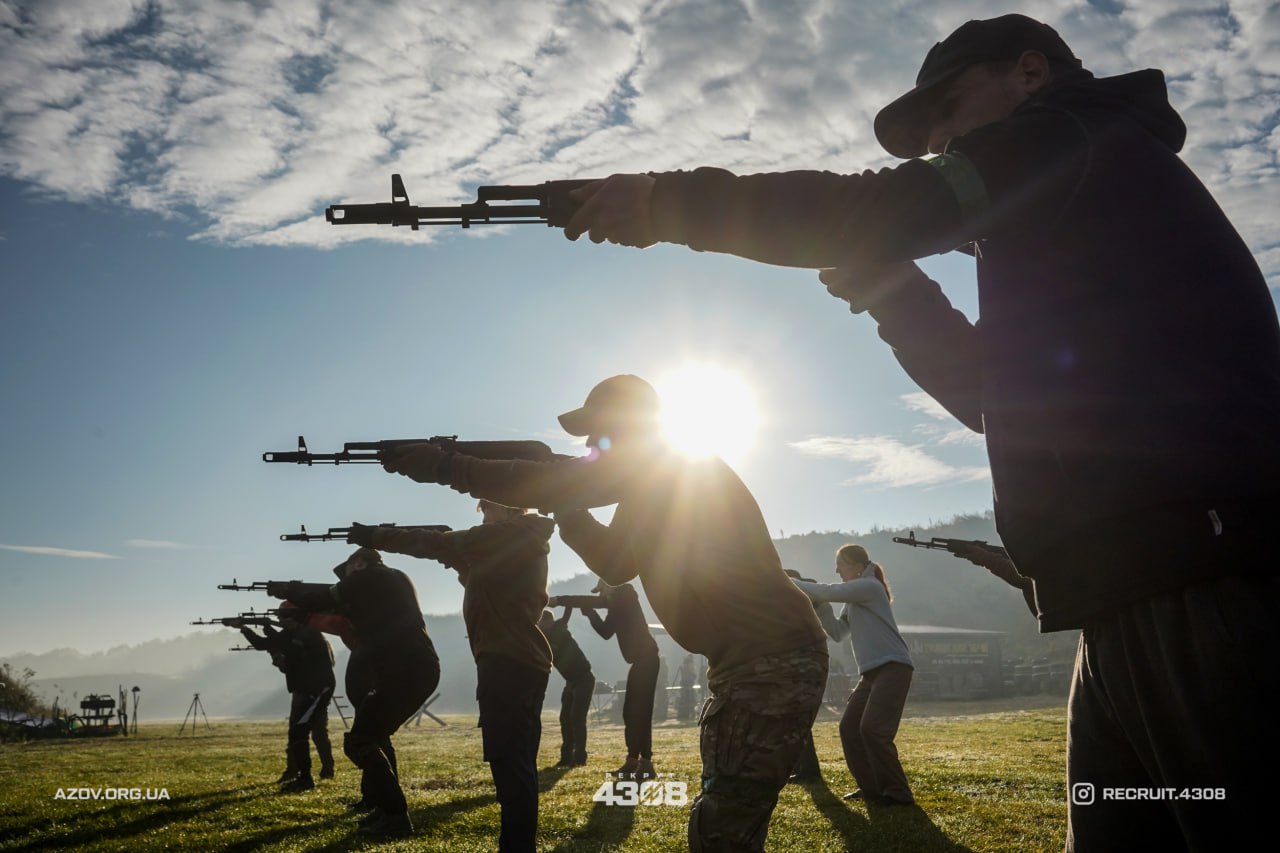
<box><xmin>350</xmin><ymin>501</ymin><xmax>552</xmax><ymax>853</ymax></box>
<box><xmin>373</xmin><ymin>374</ymin><xmax>828</xmax><ymax>851</ymax></box>
<box><xmin>273</xmin><ymin>548</ymin><xmax>438</xmax><ymax>839</ymax></box>
<box><xmin>538</xmin><ymin>607</ymin><xmax>595</xmax><ymax>768</ymax></box>
<box><xmin>582</xmin><ymin>579</ymin><xmax>659</xmax><ymax>778</ymax></box>
<box><xmin>235</xmin><ymin>605</ymin><xmax>335</xmax><ymax>791</ymax></box>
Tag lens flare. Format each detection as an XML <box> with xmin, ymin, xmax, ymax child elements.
<box><xmin>656</xmin><ymin>364</ymin><xmax>759</xmax><ymax>464</ymax></box>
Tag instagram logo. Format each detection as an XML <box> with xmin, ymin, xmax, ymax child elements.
<box><xmin>1071</xmin><ymin>783</ymin><xmax>1095</xmax><ymax>805</ymax></box>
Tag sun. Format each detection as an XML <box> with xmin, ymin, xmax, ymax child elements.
<box><xmin>656</xmin><ymin>364</ymin><xmax>760</xmax><ymax>464</ymax></box>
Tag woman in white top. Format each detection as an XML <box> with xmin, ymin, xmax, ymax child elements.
<box><xmin>793</xmin><ymin>544</ymin><xmax>915</xmax><ymax>805</ymax></box>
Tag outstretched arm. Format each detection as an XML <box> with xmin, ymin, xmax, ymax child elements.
<box><xmin>553</xmin><ymin>509</ymin><xmax>640</xmax><ymax>587</ymax></box>
<box><xmin>822</xmin><ymin>262</ymin><xmax>983</xmax><ymax>432</ymax></box>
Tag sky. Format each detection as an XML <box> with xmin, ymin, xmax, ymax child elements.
<box><xmin>2</xmin><ymin>0</ymin><xmax>1278</xmax><ymax>656</ymax></box>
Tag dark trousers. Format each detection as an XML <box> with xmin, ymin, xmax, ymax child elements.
<box><xmin>1066</xmin><ymin>574</ymin><xmax>1280</xmax><ymax>852</ymax></box>
<box><xmin>286</xmin><ymin>688</ymin><xmax>333</xmax><ymax>777</ymax></box>
<box><xmin>345</xmin><ymin>643</ymin><xmax>439</xmax><ymax>816</ymax></box>
<box><xmin>792</xmin><ymin>729</ymin><xmax>821</xmax><ymax>779</ymax></box>
<box><xmin>346</xmin><ymin>650</ymin><xmax>397</xmax><ymax>803</ymax></box>
<box><xmin>559</xmin><ymin>670</ymin><xmax>594</xmax><ymax>762</ymax></box>
<box><xmin>477</xmin><ymin>655</ymin><xmax>549</xmax><ymax>853</ymax></box>
<box><xmin>839</xmin><ymin>661</ymin><xmax>913</xmax><ymax>803</ymax></box>
<box><xmin>623</xmin><ymin>653</ymin><xmax>660</xmax><ymax>759</ymax></box>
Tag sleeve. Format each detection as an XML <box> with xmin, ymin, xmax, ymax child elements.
<box><xmin>288</xmin><ymin>583</ymin><xmax>341</xmax><ymax>614</ymax></box>
<box><xmin>865</xmin><ymin>268</ymin><xmax>984</xmax><ymax>432</ymax></box>
<box><xmin>648</xmin><ymin>161</ymin><xmax>966</xmax><ymax>268</ymax></box>
<box><xmin>240</xmin><ymin>627</ymin><xmax>268</xmax><ymax>650</ymax></box>
<box><xmin>447</xmin><ymin>521</ymin><xmax>544</xmax><ymax>581</ymax></box>
<box><xmin>792</xmin><ymin>577</ymin><xmax>882</xmax><ymax>605</ymax></box>
<box><xmin>445</xmin><ymin>455</ymin><xmax>628</xmax><ymax>513</ymax></box>
<box><xmin>365</xmin><ymin>525</ymin><xmax>467</xmax><ymax>571</ymax></box>
<box><xmin>554</xmin><ymin>509</ymin><xmax>640</xmax><ymax>586</ymax></box>
<box><xmin>584</xmin><ymin>606</ymin><xmax>615</xmax><ymax>640</ymax></box>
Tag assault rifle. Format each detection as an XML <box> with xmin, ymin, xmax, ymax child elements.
<box><xmin>262</xmin><ymin>434</ymin><xmax>569</xmax><ymax>466</ymax></box>
<box><xmin>325</xmin><ymin>173</ymin><xmax>598</xmax><ymax>231</ymax></box>
<box><xmin>281</xmin><ymin>523</ymin><xmax>452</xmax><ymax>542</ymax></box>
<box><xmin>547</xmin><ymin>594</ymin><xmax>607</xmax><ymax>610</ymax></box>
<box><xmin>191</xmin><ymin>610</ymin><xmax>286</xmax><ymax>627</ymax></box>
<box><xmin>217</xmin><ymin>579</ymin><xmax>331</xmax><ymax>598</ymax></box>
<box><xmin>891</xmin><ymin>531</ymin><xmax>1008</xmax><ymax>559</ymax></box>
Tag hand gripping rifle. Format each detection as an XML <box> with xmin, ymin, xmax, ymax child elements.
<box><xmin>281</xmin><ymin>523</ymin><xmax>452</xmax><ymax>542</ymax></box>
<box><xmin>891</xmin><ymin>530</ymin><xmax>1009</xmax><ymax>559</ymax></box>
<box><xmin>547</xmin><ymin>594</ymin><xmax>607</xmax><ymax>610</ymax></box>
<box><xmin>262</xmin><ymin>434</ymin><xmax>570</xmax><ymax>466</ymax></box>
<box><xmin>325</xmin><ymin>173</ymin><xmax>598</xmax><ymax>231</ymax></box>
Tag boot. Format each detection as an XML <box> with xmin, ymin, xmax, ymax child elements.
<box><xmin>319</xmin><ymin>763</ymin><xmax>335</xmax><ymax>780</ymax></box>
<box><xmin>572</xmin><ymin>749</ymin><xmax>588</xmax><ymax>767</ymax></box>
<box><xmin>358</xmin><ymin>810</ymin><xmax>414</xmax><ymax>838</ymax></box>
<box><xmin>554</xmin><ymin>745</ymin><xmax>574</xmax><ymax>768</ymax></box>
<box><xmin>635</xmin><ymin>757</ymin><xmax>655</xmax><ymax>779</ymax></box>
<box><xmin>612</xmin><ymin>756</ymin><xmax>639</xmax><ymax>777</ymax></box>
<box><xmin>280</xmin><ymin>775</ymin><xmax>315</xmax><ymax>793</ymax></box>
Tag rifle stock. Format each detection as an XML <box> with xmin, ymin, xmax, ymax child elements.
<box><xmin>325</xmin><ymin>174</ymin><xmax>597</xmax><ymax>231</ymax></box>
<box><xmin>891</xmin><ymin>531</ymin><xmax>1009</xmax><ymax>559</ymax></box>
<box><xmin>263</xmin><ymin>434</ymin><xmax>570</xmax><ymax>466</ymax></box>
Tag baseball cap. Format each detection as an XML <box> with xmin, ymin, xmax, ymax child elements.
<box><xmin>874</xmin><ymin>14</ymin><xmax>1080</xmax><ymax>159</ymax></box>
<box><xmin>558</xmin><ymin>374</ymin><xmax>660</xmax><ymax>437</ymax></box>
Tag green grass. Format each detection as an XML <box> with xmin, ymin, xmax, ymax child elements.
<box><xmin>0</xmin><ymin>699</ymin><xmax>1067</xmax><ymax>851</ymax></box>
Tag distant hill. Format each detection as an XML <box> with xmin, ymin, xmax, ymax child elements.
<box><xmin>8</xmin><ymin>514</ymin><xmax>1078</xmax><ymax>721</ymax></box>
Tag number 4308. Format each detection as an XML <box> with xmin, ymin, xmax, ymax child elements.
<box><xmin>592</xmin><ymin>780</ymin><xmax>689</xmax><ymax>807</ymax></box>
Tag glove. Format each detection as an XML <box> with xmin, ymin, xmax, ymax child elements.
<box><xmin>265</xmin><ymin>580</ymin><xmax>292</xmax><ymax>600</ymax></box>
<box><xmin>380</xmin><ymin>442</ymin><xmax>449</xmax><ymax>484</ymax></box>
<box><xmin>346</xmin><ymin>522</ymin><xmax>375</xmax><ymax>547</ymax></box>
<box><xmin>817</xmin><ymin>261</ymin><xmax>940</xmax><ymax>317</ymax></box>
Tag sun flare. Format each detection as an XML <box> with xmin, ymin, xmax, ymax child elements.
<box><xmin>656</xmin><ymin>364</ymin><xmax>760</xmax><ymax>464</ymax></box>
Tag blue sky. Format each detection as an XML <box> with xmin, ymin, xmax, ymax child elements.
<box><xmin>2</xmin><ymin>0</ymin><xmax>1278</xmax><ymax>655</ymax></box>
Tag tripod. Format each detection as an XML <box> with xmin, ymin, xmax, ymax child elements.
<box><xmin>178</xmin><ymin>692</ymin><xmax>211</xmax><ymax>735</ymax></box>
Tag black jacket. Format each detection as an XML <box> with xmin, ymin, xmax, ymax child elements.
<box><xmin>242</xmin><ymin>624</ymin><xmax>335</xmax><ymax>695</ymax></box>
<box><xmin>649</xmin><ymin>69</ymin><xmax>1280</xmax><ymax>629</ymax></box>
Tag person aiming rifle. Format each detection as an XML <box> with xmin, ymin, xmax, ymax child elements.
<box><xmin>516</xmin><ymin>13</ymin><xmax>1279</xmax><ymax>848</ymax></box>
<box><xmin>232</xmin><ymin>603</ymin><xmax>336</xmax><ymax>791</ymax></box>
<box><xmin>537</xmin><ymin>607</ymin><xmax>596</xmax><ymax>769</ymax></box>
<box><xmin>577</xmin><ymin>579</ymin><xmax>660</xmax><ymax>779</ymax></box>
<box><xmin>345</xmin><ymin>501</ymin><xmax>553</xmax><ymax>853</ymax></box>
<box><xmin>368</xmin><ymin>374</ymin><xmax>828</xmax><ymax>852</ymax></box>
<box><xmin>893</xmin><ymin>532</ymin><xmax>1036</xmax><ymax>617</ymax></box>
<box><xmin>267</xmin><ymin>548</ymin><xmax>439</xmax><ymax>839</ymax></box>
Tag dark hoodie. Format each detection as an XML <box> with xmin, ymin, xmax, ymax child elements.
<box><xmin>365</xmin><ymin>515</ymin><xmax>555</xmax><ymax>673</ymax></box>
<box><xmin>645</xmin><ymin>69</ymin><xmax>1280</xmax><ymax>630</ymax></box>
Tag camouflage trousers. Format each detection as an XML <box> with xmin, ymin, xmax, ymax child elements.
<box><xmin>689</xmin><ymin>642</ymin><xmax>828</xmax><ymax>852</ymax></box>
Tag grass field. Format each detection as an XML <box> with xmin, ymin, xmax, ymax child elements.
<box><xmin>0</xmin><ymin>698</ymin><xmax>1067</xmax><ymax>852</ymax></box>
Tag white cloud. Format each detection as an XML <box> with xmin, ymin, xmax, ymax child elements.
<box><xmin>791</xmin><ymin>435</ymin><xmax>989</xmax><ymax>488</ymax></box>
<box><xmin>0</xmin><ymin>544</ymin><xmax>119</xmax><ymax>559</ymax></box>
<box><xmin>901</xmin><ymin>392</ymin><xmax>985</xmax><ymax>447</ymax></box>
<box><xmin>124</xmin><ymin>539</ymin><xmax>195</xmax><ymax>550</ymax></box>
<box><xmin>0</xmin><ymin>0</ymin><xmax>1274</xmax><ymax>281</ymax></box>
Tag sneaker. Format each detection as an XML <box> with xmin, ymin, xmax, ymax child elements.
<box><xmin>280</xmin><ymin>776</ymin><xmax>315</xmax><ymax>793</ymax></box>
<box><xmin>358</xmin><ymin>810</ymin><xmax>414</xmax><ymax>838</ymax></box>
<box><xmin>276</xmin><ymin>770</ymin><xmax>297</xmax><ymax>784</ymax></box>
<box><xmin>635</xmin><ymin>758</ymin><xmax>655</xmax><ymax>779</ymax></box>
<box><xmin>842</xmin><ymin>790</ymin><xmax>871</xmax><ymax>801</ymax></box>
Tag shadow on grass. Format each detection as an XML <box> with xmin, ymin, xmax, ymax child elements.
<box><xmin>547</xmin><ymin>797</ymin><xmax>637</xmax><ymax>852</ymax></box>
<box><xmin>801</xmin><ymin>776</ymin><xmax>975</xmax><ymax>853</ymax></box>
<box><xmin>6</xmin><ymin>785</ymin><xmax>267</xmax><ymax>852</ymax></box>
<box><xmin>538</xmin><ymin>766</ymin><xmax>571</xmax><ymax>793</ymax></box>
